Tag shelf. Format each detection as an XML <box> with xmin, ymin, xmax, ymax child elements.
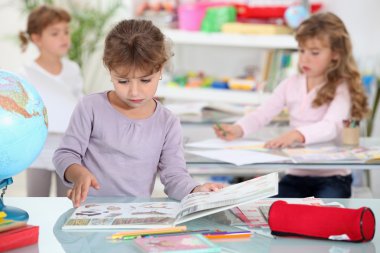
<box><xmin>156</xmin><ymin>85</ymin><xmax>271</xmax><ymax>106</ymax></box>
<box><xmin>162</xmin><ymin>28</ymin><xmax>297</xmax><ymax>49</ymax></box>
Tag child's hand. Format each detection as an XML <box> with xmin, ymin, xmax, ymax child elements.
<box><xmin>264</xmin><ymin>130</ymin><xmax>305</xmax><ymax>149</ymax></box>
<box><xmin>213</xmin><ymin>124</ymin><xmax>243</xmax><ymax>141</ymax></box>
<box><xmin>65</xmin><ymin>164</ymin><xmax>100</xmax><ymax>208</ymax></box>
<box><xmin>191</xmin><ymin>183</ymin><xmax>225</xmax><ymax>193</ymax></box>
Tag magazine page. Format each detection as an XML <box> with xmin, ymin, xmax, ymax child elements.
<box><xmin>174</xmin><ymin>172</ymin><xmax>278</xmax><ymax>225</ymax></box>
<box><xmin>282</xmin><ymin>146</ymin><xmax>361</xmax><ymax>163</ymax></box>
<box><xmin>62</xmin><ymin>202</ymin><xmax>180</xmax><ymax>230</ymax></box>
<box><xmin>351</xmin><ymin>146</ymin><xmax>380</xmax><ymax>163</ymax></box>
<box><xmin>235</xmin><ymin>197</ymin><xmax>326</xmax><ymax>228</ymax></box>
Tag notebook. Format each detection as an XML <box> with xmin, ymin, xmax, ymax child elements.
<box><xmin>134</xmin><ymin>234</ymin><xmax>220</xmax><ymax>253</ymax></box>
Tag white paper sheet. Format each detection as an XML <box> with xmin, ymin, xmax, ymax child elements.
<box><xmin>165</xmin><ymin>102</ymin><xmax>208</xmax><ymax>115</ymax></box>
<box><xmin>186</xmin><ymin>149</ymin><xmax>289</xmax><ymax>166</ymax></box>
<box><xmin>186</xmin><ymin>138</ymin><xmax>266</xmax><ymax>150</ymax></box>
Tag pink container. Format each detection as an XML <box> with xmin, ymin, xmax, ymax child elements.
<box><xmin>178</xmin><ymin>2</ymin><xmax>226</xmax><ymax>31</ymax></box>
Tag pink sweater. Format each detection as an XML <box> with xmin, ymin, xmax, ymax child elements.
<box><xmin>236</xmin><ymin>74</ymin><xmax>351</xmax><ymax>177</ymax></box>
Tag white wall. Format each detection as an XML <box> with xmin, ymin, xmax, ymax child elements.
<box><xmin>0</xmin><ymin>4</ymin><xmax>31</xmax><ymax>72</ymax></box>
<box><xmin>322</xmin><ymin>0</ymin><xmax>380</xmax><ymax>72</ymax></box>
<box><xmin>0</xmin><ymin>1</ymin><xmax>133</xmax><ymax>93</ymax></box>
<box><xmin>1</xmin><ymin>1</ymin><xmax>379</xmax><ymax>99</ymax></box>
<box><xmin>2</xmin><ymin>1</ymin><xmax>379</xmax><ymax>85</ymax></box>
<box><xmin>1</xmin><ymin>1</ymin><xmax>379</xmax><ymax>128</ymax></box>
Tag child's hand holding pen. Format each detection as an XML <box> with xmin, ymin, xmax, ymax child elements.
<box><xmin>213</xmin><ymin>123</ymin><xmax>244</xmax><ymax>141</ymax></box>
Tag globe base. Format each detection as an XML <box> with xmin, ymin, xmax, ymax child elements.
<box><xmin>0</xmin><ymin>198</ymin><xmax>29</xmax><ymax>223</ymax></box>
<box><xmin>1</xmin><ymin>178</ymin><xmax>29</xmax><ymax>223</ymax></box>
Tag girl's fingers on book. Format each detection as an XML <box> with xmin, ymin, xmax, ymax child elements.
<box><xmin>214</xmin><ymin>183</ymin><xmax>225</xmax><ymax>189</ymax></box>
<box><xmin>91</xmin><ymin>177</ymin><xmax>100</xmax><ymax>190</ymax></box>
<box><xmin>81</xmin><ymin>184</ymin><xmax>89</xmax><ymax>203</ymax></box>
<box><xmin>67</xmin><ymin>189</ymin><xmax>73</xmax><ymax>198</ymax></box>
<box><xmin>73</xmin><ymin>186</ymin><xmax>83</xmax><ymax>207</ymax></box>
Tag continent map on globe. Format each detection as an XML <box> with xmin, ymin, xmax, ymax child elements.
<box><xmin>0</xmin><ymin>70</ymin><xmax>48</xmax><ymax>180</ymax></box>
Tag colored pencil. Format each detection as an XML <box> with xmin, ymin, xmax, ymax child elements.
<box><xmin>204</xmin><ymin>233</ymin><xmax>251</xmax><ymax>240</ymax></box>
<box><xmin>111</xmin><ymin>226</ymin><xmax>187</xmax><ymax>239</ymax></box>
<box><xmin>216</xmin><ymin>123</ymin><xmax>227</xmax><ymax>137</ymax></box>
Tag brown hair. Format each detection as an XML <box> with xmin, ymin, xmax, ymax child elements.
<box><xmin>19</xmin><ymin>5</ymin><xmax>71</xmax><ymax>52</ymax></box>
<box><xmin>103</xmin><ymin>19</ymin><xmax>172</xmax><ymax>76</ymax></box>
<box><xmin>296</xmin><ymin>12</ymin><xmax>368</xmax><ymax>120</ymax></box>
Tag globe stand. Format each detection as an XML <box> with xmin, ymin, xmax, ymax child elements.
<box><xmin>0</xmin><ymin>178</ymin><xmax>29</xmax><ymax>222</ymax></box>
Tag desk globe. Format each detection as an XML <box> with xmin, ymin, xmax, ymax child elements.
<box><xmin>0</xmin><ymin>70</ymin><xmax>48</xmax><ymax>222</ymax></box>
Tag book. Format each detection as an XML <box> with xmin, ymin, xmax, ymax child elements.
<box><xmin>221</xmin><ymin>23</ymin><xmax>293</xmax><ymax>35</ymax></box>
<box><xmin>282</xmin><ymin>146</ymin><xmax>380</xmax><ymax>164</ymax></box>
<box><xmin>351</xmin><ymin>147</ymin><xmax>380</xmax><ymax>163</ymax></box>
<box><xmin>62</xmin><ymin>172</ymin><xmax>278</xmax><ymax>230</ymax></box>
<box><xmin>282</xmin><ymin>146</ymin><xmax>359</xmax><ymax>163</ymax></box>
<box><xmin>0</xmin><ymin>225</ymin><xmax>39</xmax><ymax>252</ymax></box>
<box><xmin>134</xmin><ymin>234</ymin><xmax>220</xmax><ymax>253</ymax></box>
<box><xmin>165</xmin><ymin>102</ymin><xmax>246</xmax><ymax>116</ymax></box>
<box><xmin>0</xmin><ymin>211</ymin><xmax>27</xmax><ymax>232</ymax></box>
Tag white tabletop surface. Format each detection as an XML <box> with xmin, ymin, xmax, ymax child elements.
<box><xmin>3</xmin><ymin>197</ymin><xmax>379</xmax><ymax>253</ymax></box>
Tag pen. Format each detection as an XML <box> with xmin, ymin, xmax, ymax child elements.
<box><xmin>111</xmin><ymin>226</ymin><xmax>187</xmax><ymax>239</ymax></box>
<box><xmin>216</xmin><ymin>123</ymin><xmax>227</xmax><ymax>137</ymax></box>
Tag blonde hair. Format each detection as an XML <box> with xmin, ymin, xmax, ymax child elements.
<box><xmin>296</xmin><ymin>12</ymin><xmax>368</xmax><ymax>120</ymax></box>
<box><xmin>19</xmin><ymin>5</ymin><xmax>71</xmax><ymax>52</ymax></box>
<box><xmin>103</xmin><ymin>19</ymin><xmax>172</xmax><ymax>76</ymax></box>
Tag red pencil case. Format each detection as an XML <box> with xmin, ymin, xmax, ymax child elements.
<box><xmin>268</xmin><ymin>200</ymin><xmax>375</xmax><ymax>242</ymax></box>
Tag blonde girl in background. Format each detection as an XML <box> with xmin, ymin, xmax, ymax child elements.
<box><xmin>19</xmin><ymin>5</ymin><xmax>83</xmax><ymax>197</ymax></box>
<box><xmin>214</xmin><ymin>12</ymin><xmax>368</xmax><ymax>198</ymax></box>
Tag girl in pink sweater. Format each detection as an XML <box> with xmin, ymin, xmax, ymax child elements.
<box><xmin>214</xmin><ymin>12</ymin><xmax>368</xmax><ymax>198</ymax></box>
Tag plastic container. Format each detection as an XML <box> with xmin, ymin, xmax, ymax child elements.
<box><xmin>342</xmin><ymin>127</ymin><xmax>360</xmax><ymax>146</ymax></box>
<box><xmin>178</xmin><ymin>2</ymin><xmax>227</xmax><ymax>31</ymax></box>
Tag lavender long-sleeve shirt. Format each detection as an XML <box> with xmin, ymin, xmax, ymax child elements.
<box><xmin>53</xmin><ymin>92</ymin><xmax>199</xmax><ymax>200</ymax></box>
<box><xmin>236</xmin><ymin>74</ymin><xmax>351</xmax><ymax>177</ymax></box>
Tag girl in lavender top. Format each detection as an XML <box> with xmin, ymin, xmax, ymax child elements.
<box><xmin>53</xmin><ymin>19</ymin><xmax>223</xmax><ymax>207</ymax></box>
<box><xmin>213</xmin><ymin>12</ymin><xmax>368</xmax><ymax>198</ymax></box>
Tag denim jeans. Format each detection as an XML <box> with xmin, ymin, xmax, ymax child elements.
<box><xmin>276</xmin><ymin>174</ymin><xmax>353</xmax><ymax>198</ymax></box>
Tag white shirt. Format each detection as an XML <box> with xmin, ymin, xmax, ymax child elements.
<box><xmin>19</xmin><ymin>58</ymin><xmax>83</xmax><ymax>133</ymax></box>
<box><xmin>19</xmin><ymin>58</ymin><xmax>83</xmax><ymax>170</ymax></box>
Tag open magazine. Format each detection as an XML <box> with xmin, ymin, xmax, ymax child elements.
<box><xmin>232</xmin><ymin>197</ymin><xmax>328</xmax><ymax>228</ymax></box>
<box><xmin>62</xmin><ymin>172</ymin><xmax>278</xmax><ymax>230</ymax></box>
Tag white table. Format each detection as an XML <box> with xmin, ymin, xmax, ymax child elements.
<box><xmin>3</xmin><ymin>197</ymin><xmax>380</xmax><ymax>253</ymax></box>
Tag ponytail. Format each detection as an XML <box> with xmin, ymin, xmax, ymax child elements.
<box><xmin>19</xmin><ymin>31</ymin><xmax>29</xmax><ymax>52</ymax></box>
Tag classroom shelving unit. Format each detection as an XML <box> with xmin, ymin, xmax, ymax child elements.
<box><xmin>157</xmin><ymin>29</ymin><xmax>298</xmax><ymax>106</ymax></box>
